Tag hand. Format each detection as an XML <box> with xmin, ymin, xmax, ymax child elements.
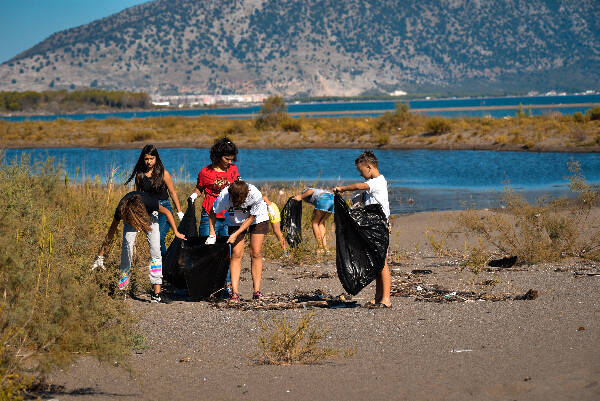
<box><xmin>333</xmin><ymin>186</ymin><xmax>342</xmax><ymax>193</ymax></box>
<box><xmin>177</xmin><ymin>211</ymin><xmax>184</xmax><ymax>220</ymax></box>
<box><xmin>293</xmin><ymin>195</ymin><xmax>302</xmax><ymax>201</ymax></box>
<box><xmin>205</xmin><ymin>234</ymin><xmax>216</xmax><ymax>245</ymax></box>
<box><xmin>189</xmin><ymin>192</ymin><xmax>198</xmax><ymax>203</ymax></box>
<box><xmin>226</xmin><ymin>233</ymin><xmax>238</xmax><ymax>244</ymax></box>
<box><xmin>175</xmin><ymin>231</ymin><xmax>187</xmax><ymax>240</ymax></box>
<box><xmin>91</xmin><ymin>255</ymin><xmax>105</xmax><ymax>270</ymax></box>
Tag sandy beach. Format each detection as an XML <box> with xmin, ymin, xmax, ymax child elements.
<box><xmin>33</xmin><ymin>209</ymin><xmax>600</xmax><ymax>401</ymax></box>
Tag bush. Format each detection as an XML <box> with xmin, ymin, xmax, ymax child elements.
<box><xmin>426</xmin><ymin>117</ymin><xmax>452</xmax><ymax>135</ymax></box>
<box><xmin>280</xmin><ymin>116</ymin><xmax>302</xmax><ymax>132</ymax></box>
<box><xmin>254</xmin><ymin>312</ymin><xmax>341</xmax><ymax>365</ymax></box>
<box><xmin>586</xmin><ymin>107</ymin><xmax>600</xmax><ymax>121</ymax></box>
<box><xmin>452</xmin><ymin>162</ymin><xmax>600</xmax><ymax>264</ymax></box>
<box><xmin>0</xmin><ymin>155</ymin><xmax>136</xmax><ymax>397</ymax></box>
<box><xmin>254</xmin><ymin>95</ymin><xmax>288</xmax><ymax>130</ymax></box>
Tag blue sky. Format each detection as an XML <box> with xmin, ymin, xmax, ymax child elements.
<box><xmin>0</xmin><ymin>0</ymin><xmax>149</xmax><ymax>63</ymax></box>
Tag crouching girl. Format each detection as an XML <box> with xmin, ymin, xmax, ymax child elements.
<box><xmin>93</xmin><ymin>191</ymin><xmax>186</xmax><ymax>303</ymax></box>
<box><xmin>207</xmin><ymin>179</ymin><xmax>269</xmax><ymax>302</ymax></box>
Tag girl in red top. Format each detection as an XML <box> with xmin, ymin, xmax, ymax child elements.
<box><xmin>190</xmin><ymin>137</ymin><xmax>239</xmax><ymax>237</ymax></box>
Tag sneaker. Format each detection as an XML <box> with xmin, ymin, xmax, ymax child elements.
<box><xmin>150</xmin><ymin>292</ymin><xmax>171</xmax><ymax>304</ymax></box>
<box><xmin>252</xmin><ymin>291</ymin><xmax>264</xmax><ymax>300</ymax></box>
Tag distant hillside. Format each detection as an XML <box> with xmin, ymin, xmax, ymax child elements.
<box><xmin>1</xmin><ymin>0</ymin><xmax>599</xmax><ymax>96</ymax></box>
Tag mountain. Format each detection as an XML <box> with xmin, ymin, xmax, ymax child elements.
<box><xmin>1</xmin><ymin>0</ymin><xmax>599</xmax><ymax>96</ymax></box>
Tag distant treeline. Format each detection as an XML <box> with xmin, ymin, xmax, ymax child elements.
<box><xmin>0</xmin><ymin>89</ymin><xmax>150</xmax><ymax>112</ymax></box>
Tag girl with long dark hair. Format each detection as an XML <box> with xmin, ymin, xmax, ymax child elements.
<box><xmin>126</xmin><ymin>144</ymin><xmax>184</xmax><ymax>257</ymax></box>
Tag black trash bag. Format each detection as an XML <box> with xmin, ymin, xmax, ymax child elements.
<box><xmin>281</xmin><ymin>197</ymin><xmax>302</xmax><ymax>248</ymax></box>
<box><xmin>334</xmin><ymin>193</ymin><xmax>389</xmax><ymax>296</ymax></box>
<box><xmin>163</xmin><ymin>197</ymin><xmax>198</xmax><ymax>289</ymax></box>
<box><xmin>181</xmin><ymin>236</ymin><xmax>231</xmax><ymax>300</ymax></box>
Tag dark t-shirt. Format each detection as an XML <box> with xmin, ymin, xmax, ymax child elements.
<box><xmin>114</xmin><ymin>191</ymin><xmax>160</xmax><ymax>221</ymax></box>
<box><xmin>139</xmin><ymin>175</ymin><xmax>169</xmax><ymax>200</ymax></box>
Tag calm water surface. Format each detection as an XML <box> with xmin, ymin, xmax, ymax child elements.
<box><xmin>3</xmin><ymin>148</ymin><xmax>599</xmax><ymax>214</ymax></box>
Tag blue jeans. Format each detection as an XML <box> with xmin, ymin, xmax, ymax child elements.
<box><xmin>199</xmin><ymin>209</ymin><xmax>231</xmax><ymax>284</ymax></box>
<box><xmin>158</xmin><ymin>199</ymin><xmax>173</xmax><ymax>258</ymax></box>
<box><xmin>199</xmin><ymin>209</ymin><xmax>229</xmax><ymax>236</ymax></box>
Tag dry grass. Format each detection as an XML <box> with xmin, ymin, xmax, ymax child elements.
<box><xmin>253</xmin><ymin>312</ymin><xmax>348</xmax><ymax>365</ymax></box>
<box><xmin>2</xmin><ymin>107</ymin><xmax>599</xmax><ymax>151</ymax></box>
<box><xmin>450</xmin><ymin>162</ymin><xmax>600</xmax><ymax>264</ymax></box>
<box><xmin>0</xmin><ymin>155</ymin><xmax>139</xmax><ymax>398</ymax></box>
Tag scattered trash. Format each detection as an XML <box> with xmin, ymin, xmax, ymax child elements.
<box><xmin>577</xmin><ymin>326</ymin><xmax>585</xmax><ymax>331</ymax></box>
<box><xmin>450</xmin><ymin>349</ymin><xmax>472</xmax><ymax>353</ymax></box>
<box><xmin>488</xmin><ymin>255</ymin><xmax>517</xmax><ymax>268</ymax></box>
<box><xmin>411</xmin><ymin>269</ymin><xmax>433</xmax><ymax>275</ymax></box>
<box><xmin>574</xmin><ymin>271</ymin><xmax>600</xmax><ymax>277</ymax></box>
<box><xmin>281</xmin><ymin>198</ymin><xmax>302</xmax><ymax>248</ymax></box>
<box><xmin>514</xmin><ymin>289</ymin><xmax>538</xmax><ymax>300</ymax></box>
<box><xmin>179</xmin><ymin>357</ymin><xmax>191</xmax><ymax>363</ymax></box>
<box><xmin>391</xmin><ymin>280</ymin><xmax>533</xmax><ymax>303</ymax></box>
<box><xmin>334</xmin><ymin>194</ymin><xmax>389</xmax><ymax>295</ymax></box>
<box><xmin>524</xmin><ymin>377</ymin><xmax>532</xmax><ymax>382</ymax></box>
<box><xmin>211</xmin><ymin>290</ymin><xmax>357</xmax><ymax>310</ymax></box>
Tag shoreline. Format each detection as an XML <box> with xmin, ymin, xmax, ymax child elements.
<box><xmin>2</xmin><ymin>141</ymin><xmax>599</xmax><ymax>153</ymax></box>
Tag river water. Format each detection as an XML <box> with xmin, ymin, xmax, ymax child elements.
<box><xmin>3</xmin><ymin>148</ymin><xmax>599</xmax><ymax>214</ymax></box>
<box><xmin>2</xmin><ymin>94</ymin><xmax>599</xmax><ymax>122</ymax></box>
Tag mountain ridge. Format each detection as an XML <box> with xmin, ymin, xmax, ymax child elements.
<box><xmin>1</xmin><ymin>0</ymin><xmax>599</xmax><ymax>96</ymax></box>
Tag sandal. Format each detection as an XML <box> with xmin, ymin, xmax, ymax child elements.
<box><xmin>364</xmin><ymin>302</ymin><xmax>392</xmax><ymax>309</ymax></box>
<box><xmin>228</xmin><ymin>292</ymin><xmax>240</xmax><ymax>303</ymax></box>
<box><xmin>252</xmin><ymin>291</ymin><xmax>264</xmax><ymax>300</ymax></box>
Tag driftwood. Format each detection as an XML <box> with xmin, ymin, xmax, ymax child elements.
<box><xmin>210</xmin><ymin>290</ymin><xmax>357</xmax><ymax>310</ymax></box>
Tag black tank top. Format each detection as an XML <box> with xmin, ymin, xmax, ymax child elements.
<box><xmin>139</xmin><ymin>175</ymin><xmax>169</xmax><ymax>200</ymax></box>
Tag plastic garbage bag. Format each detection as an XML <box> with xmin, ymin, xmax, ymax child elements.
<box><xmin>163</xmin><ymin>197</ymin><xmax>198</xmax><ymax>289</ymax></box>
<box><xmin>334</xmin><ymin>193</ymin><xmax>389</xmax><ymax>296</ymax></box>
<box><xmin>181</xmin><ymin>237</ymin><xmax>231</xmax><ymax>300</ymax></box>
<box><xmin>281</xmin><ymin>197</ymin><xmax>302</xmax><ymax>248</ymax></box>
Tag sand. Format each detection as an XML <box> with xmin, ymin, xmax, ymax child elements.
<box><xmin>43</xmin><ymin>211</ymin><xmax>600</xmax><ymax>401</ymax></box>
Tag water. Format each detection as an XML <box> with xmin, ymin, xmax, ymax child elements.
<box><xmin>3</xmin><ymin>148</ymin><xmax>598</xmax><ymax>214</ymax></box>
<box><xmin>1</xmin><ymin>94</ymin><xmax>598</xmax><ymax>122</ymax></box>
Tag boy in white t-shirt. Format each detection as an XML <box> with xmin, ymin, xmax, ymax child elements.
<box><xmin>333</xmin><ymin>151</ymin><xmax>391</xmax><ymax>308</ymax></box>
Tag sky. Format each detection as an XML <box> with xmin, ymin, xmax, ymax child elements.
<box><xmin>0</xmin><ymin>0</ymin><xmax>150</xmax><ymax>63</ymax></box>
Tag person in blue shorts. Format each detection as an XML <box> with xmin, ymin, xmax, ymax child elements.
<box><xmin>293</xmin><ymin>187</ymin><xmax>334</xmax><ymax>252</ymax></box>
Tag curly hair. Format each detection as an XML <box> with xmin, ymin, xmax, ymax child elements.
<box><xmin>355</xmin><ymin>150</ymin><xmax>378</xmax><ymax>168</ymax></box>
<box><xmin>120</xmin><ymin>195</ymin><xmax>151</xmax><ymax>232</ymax></box>
<box><xmin>210</xmin><ymin>137</ymin><xmax>238</xmax><ymax>165</ymax></box>
<box><xmin>229</xmin><ymin>179</ymin><xmax>249</xmax><ymax>208</ymax></box>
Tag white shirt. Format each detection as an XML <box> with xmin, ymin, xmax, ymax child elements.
<box><xmin>364</xmin><ymin>175</ymin><xmax>390</xmax><ymax>218</ymax></box>
<box><xmin>212</xmin><ymin>184</ymin><xmax>269</xmax><ymax>226</ymax></box>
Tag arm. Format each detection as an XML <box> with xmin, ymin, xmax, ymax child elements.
<box><xmin>158</xmin><ymin>205</ymin><xmax>186</xmax><ymax>240</ymax></box>
<box><xmin>227</xmin><ymin>215</ymin><xmax>256</xmax><ymax>244</ymax></box>
<box><xmin>293</xmin><ymin>188</ymin><xmax>313</xmax><ymax>201</ymax></box>
<box><xmin>163</xmin><ymin>170</ymin><xmax>182</xmax><ymax>215</ymax></box>
<box><xmin>333</xmin><ymin>182</ymin><xmax>370</xmax><ymax>193</ymax></box>
<box><xmin>98</xmin><ymin>218</ymin><xmax>120</xmax><ymax>257</ymax></box>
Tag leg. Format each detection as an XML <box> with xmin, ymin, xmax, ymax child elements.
<box><xmin>158</xmin><ymin>200</ymin><xmax>173</xmax><ymax>258</ymax></box>
<box><xmin>215</xmin><ymin>218</ymin><xmax>232</xmax><ymax>285</ymax></box>
<box><xmin>229</xmin><ymin>234</ymin><xmax>245</xmax><ymax>295</ymax></box>
<box><xmin>146</xmin><ymin>216</ymin><xmax>163</xmax><ymax>295</ymax></box>
<box><xmin>119</xmin><ymin>223</ymin><xmax>138</xmax><ymax>291</ymax></box>
<box><xmin>271</xmin><ymin>222</ymin><xmax>287</xmax><ymax>251</ymax></box>
<box><xmin>249</xmin><ymin>232</ymin><xmax>265</xmax><ymax>292</ymax></box>
<box><xmin>317</xmin><ymin>212</ymin><xmax>331</xmax><ymax>250</ymax></box>
<box><xmin>312</xmin><ymin>210</ymin><xmax>328</xmax><ymax>250</ymax></box>
<box><xmin>198</xmin><ymin>209</ymin><xmax>210</xmax><ymax>236</ymax></box>
<box><xmin>376</xmin><ymin>260</ymin><xmax>392</xmax><ymax>307</ymax></box>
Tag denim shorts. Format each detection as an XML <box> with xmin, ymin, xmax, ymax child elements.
<box><xmin>315</xmin><ymin>192</ymin><xmax>334</xmax><ymax>213</ymax></box>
